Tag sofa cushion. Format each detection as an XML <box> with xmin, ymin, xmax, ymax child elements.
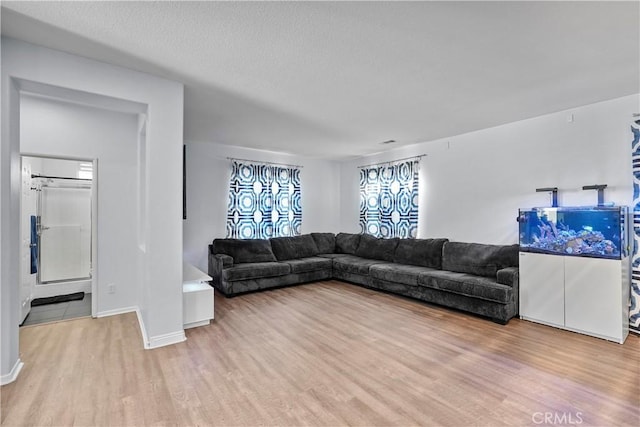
<box><xmin>442</xmin><ymin>242</ymin><xmax>519</xmax><ymax>278</ymax></box>
<box><xmin>285</xmin><ymin>257</ymin><xmax>333</xmax><ymax>274</ymax></box>
<box><xmin>332</xmin><ymin>254</ymin><xmax>388</xmax><ymax>275</ymax></box>
<box><xmin>393</xmin><ymin>238</ymin><xmax>448</xmax><ymax>269</ymax></box>
<box><xmin>335</xmin><ymin>233</ymin><xmax>362</xmax><ymax>254</ymax></box>
<box><xmin>369</xmin><ymin>263</ymin><xmax>437</xmax><ymax>286</ymax></box>
<box><xmin>213</xmin><ymin>238</ymin><xmax>277</xmax><ymax>264</ymax></box>
<box><xmin>270</xmin><ymin>234</ymin><xmax>319</xmax><ymax>261</ymax></box>
<box><xmin>317</xmin><ymin>253</ymin><xmax>349</xmax><ymax>259</ymax></box>
<box><xmin>418</xmin><ymin>270</ymin><xmax>513</xmax><ymax>303</ymax></box>
<box><xmin>223</xmin><ymin>262</ymin><xmax>290</xmax><ymax>282</ymax></box>
<box><xmin>355</xmin><ymin>234</ymin><xmax>399</xmax><ymax>262</ymax></box>
<box><xmin>311</xmin><ymin>232</ymin><xmax>336</xmax><ymax>254</ymax></box>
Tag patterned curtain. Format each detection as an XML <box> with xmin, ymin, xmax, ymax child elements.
<box><xmin>227</xmin><ymin>161</ymin><xmax>301</xmax><ymax>239</ymax></box>
<box><xmin>630</xmin><ymin>121</ymin><xmax>640</xmax><ymax>332</ymax></box>
<box><xmin>359</xmin><ymin>160</ymin><xmax>419</xmax><ymax>238</ymax></box>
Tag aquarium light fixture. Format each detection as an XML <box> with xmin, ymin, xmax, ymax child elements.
<box><xmin>536</xmin><ymin>187</ymin><xmax>558</xmax><ymax>207</ymax></box>
<box><xmin>582</xmin><ymin>184</ymin><xmax>607</xmax><ymax>206</ymax></box>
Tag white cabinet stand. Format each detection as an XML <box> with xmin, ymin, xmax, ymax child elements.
<box><xmin>183</xmin><ymin>261</ymin><xmax>214</xmax><ymax>329</ymax></box>
<box><xmin>519</xmin><ymin>252</ymin><xmax>629</xmax><ymax>344</ymax></box>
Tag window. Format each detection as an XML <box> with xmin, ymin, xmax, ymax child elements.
<box><xmin>227</xmin><ymin>161</ymin><xmax>301</xmax><ymax>239</ymax></box>
<box><xmin>359</xmin><ymin>160</ymin><xmax>419</xmax><ymax>238</ymax></box>
<box><xmin>77</xmin><ymin>162</ymin><xmax>93</xmax><ymax>180</ymax></box>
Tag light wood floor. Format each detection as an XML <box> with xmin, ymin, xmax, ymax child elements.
<box><xmin>2</xmin><ymin>280</ymin><xmax>639</xmax><ymax>426</ymax></box>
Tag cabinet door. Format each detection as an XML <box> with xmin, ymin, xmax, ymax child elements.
<box><xmin>519</xmin><ymin>252</ymin><xmax>565</xmax><ymax>327</ymax></box>
<box><xmin>565</xmin><ymin>257</ymin><xmax>621</xmax><ymax>340</ymax></box>
<box><xmin>183</xmin><ymin>283</ymin><xmax>214</xmax><ymax>327</ymax></box>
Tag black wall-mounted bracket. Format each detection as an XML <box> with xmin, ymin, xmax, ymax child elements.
<box><xmin>536</xmin><ymin>187</ymin><xmax>558</xmax><ymax>207</ymax></box>
<box><xmin>582</xmin><ymin>184</ymin><xmax>607</xmax><ymax>206</ymax></box>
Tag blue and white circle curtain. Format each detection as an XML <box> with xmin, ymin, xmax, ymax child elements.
<box><xmin>630</xmin><ymin>120</ymin><xmax>640</xmax><ymax>333</ymax></box>
<box><xmin>226</xmin><ymin>161</ymin><xmax>302</xmax><ymax>239</ymax></box>
<box><xmin>359</xmin><ymin>160</ymin><xmax>419</xmax><ymax>238</ymax></box>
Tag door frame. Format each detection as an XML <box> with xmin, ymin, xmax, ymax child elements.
<box><xmin>19</xmin><ymin>153</ymin><xmax>98</xmax><ymax>318</ymax></box>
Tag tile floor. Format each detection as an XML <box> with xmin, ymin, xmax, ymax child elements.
<box><xmin>21</xmin><ymin>294</ymin><xmax>92</xmax><ymax>326</ymax></box>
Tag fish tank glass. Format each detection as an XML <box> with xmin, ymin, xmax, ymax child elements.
<box><xmin>518</xmin><ymin>206</ymin><xmax>628</xmax><ymax>260</ymax></box>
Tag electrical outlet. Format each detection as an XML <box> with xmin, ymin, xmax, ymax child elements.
<box><xmin>108</xmin><ymin>284</ymin><xmax>115</xmax><ymax>294</ymax></box>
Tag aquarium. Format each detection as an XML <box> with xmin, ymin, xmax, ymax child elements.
<box><xmin>518</xmin><ymin>206</ymin><xmax>628</xmax><ymax>260</ymax></box>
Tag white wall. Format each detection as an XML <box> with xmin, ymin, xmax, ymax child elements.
<box><xmin>185</xmin><ymin>95</ymin><xmax>638</xmax><ymax>271</ymax></box>
<box><xmin>183</xmin><ymin>143</ymin><xmax>341</xmax><ymax>272</ymax></box>
<box><xmin>21</xmin><ymin>98</ymin><xmax>137</xmax><ymax>309</ymax></box>
<box><xmin>340</xmin><ymin>94</ymin><xmax>638</xmax><ymax>244</ymax></box>
<box><xmin>2</xmin><ymin>37</ymin><xmax>184</xmax><ymax>383</ymax></box>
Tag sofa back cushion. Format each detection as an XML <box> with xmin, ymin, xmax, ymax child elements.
<box><xmin>270</xmin><ymin>234</ymin><xmax>320</xmax><ymax>261</ymax></box>
<box><xmin>212</xmin><ymin>238</ymin><xmax>277</xmax><ymax>264</ymax></box>
<box><xmin>335</xmin><ymin>232</ymin><xmax>362</xmax><ymax>254</ymax></box>
<box><xmin>393</xmin><ymin>238</ymin><xmax>448</xmax><ymax>269</ymax></box>
<box><xmin>442</xmin><ymin>242</ymin><xmax>519</xmax><ymax>278</ymax></box>
<box><xmin>311</xmin><ymin>232</ymin><xmax>336</xmax><ymax>254</ymax></box>
<box><xmin>355</xmin><ymin>234</ymin><xmax>399</xmax><ymax>262</ymax></box>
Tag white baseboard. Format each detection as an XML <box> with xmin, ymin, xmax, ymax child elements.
<box><xmin>184</xmin><ymin>319</ymin><xmax>210</xmax><ymax>329</ymax></box>
<box><xmin>135</xmin><ymin>308</ymin><xmax>186</xmax><ymax>349</ymax></box>
<box><xmin>0</xmin><ymin>358</ymin><xmax>24</xmax><ymax>385</ymax></box>
<box><xmin>135</xmin><ymin>308</ymin><xmax>150</xmax><ymax>348</ymax></box>
<box><xmin>147</xmin><ymin>330</ymin><xmax>186</xmax><ymax>349</ymax></box>
<box><xmin>96</xmin><ymin>306</ymin><xmax>138</xmax><ymax>318</ymax></box>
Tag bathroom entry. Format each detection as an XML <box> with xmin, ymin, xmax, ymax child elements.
<box><xmin>20</xmin><ymin>156</ymin><xmax>95</xmax><ymax>325</ymax></box>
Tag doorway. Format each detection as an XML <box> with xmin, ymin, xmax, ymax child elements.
<box><xmin>20</xmin><ymin>156</ymin><xmax>96</xmax><ymax>326</ymax></box>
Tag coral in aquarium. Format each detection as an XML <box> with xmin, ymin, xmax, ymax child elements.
<box><xmin>528</xmin><ymin>223</ymin><xmax>617</xmax><ymax>256</ymax></box>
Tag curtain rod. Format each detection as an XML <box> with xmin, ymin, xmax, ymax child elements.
<box><xmin>227</xmin><ymin>157</ymin><xmax>303</xmax><ymax>169</ymax></box>
<box><xmin>31</xmin><ymin>174</ymin><xmax>91</xmax><ymax>182</ymax></box>
<box><xmin>357</xmin><ymin>154</ymin><xmax>426</xmax><ymax>169</ymax></box>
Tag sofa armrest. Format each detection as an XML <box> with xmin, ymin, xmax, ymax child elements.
<box><xmin>497</xmin><ymin>267</ymin><xmax>519</xmax><ymax>316</ymax></box>
<box><xmin>208</xmin><ymin>252</ymin><xmax>234</xmax><ymax>288</ymax></box>
<box><xmin>496</xmin><ymin>267</ymin><xmax>519</xmax><ymax>287</ymax></box>
<box><xmin>218</xmin><ymin>254</ymin><xmax>234</xmax><ymax>267</ymax></box>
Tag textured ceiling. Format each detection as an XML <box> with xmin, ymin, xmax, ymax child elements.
<box><xmin>2</xmin><ymin>1</ymin><xmax>639</xmax><ymax>160</ymax></box>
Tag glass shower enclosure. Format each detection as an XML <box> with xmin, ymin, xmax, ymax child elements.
<box><xmin>37</xmin><ymin>179</ymin><xmax>92</xmax><ymax>284</ymax></box>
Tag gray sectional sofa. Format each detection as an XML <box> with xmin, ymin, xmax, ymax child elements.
<box><xmin>208</xmin><ymin>233</ymin><xmax>519</xmax><ymax>324</ymax></box>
